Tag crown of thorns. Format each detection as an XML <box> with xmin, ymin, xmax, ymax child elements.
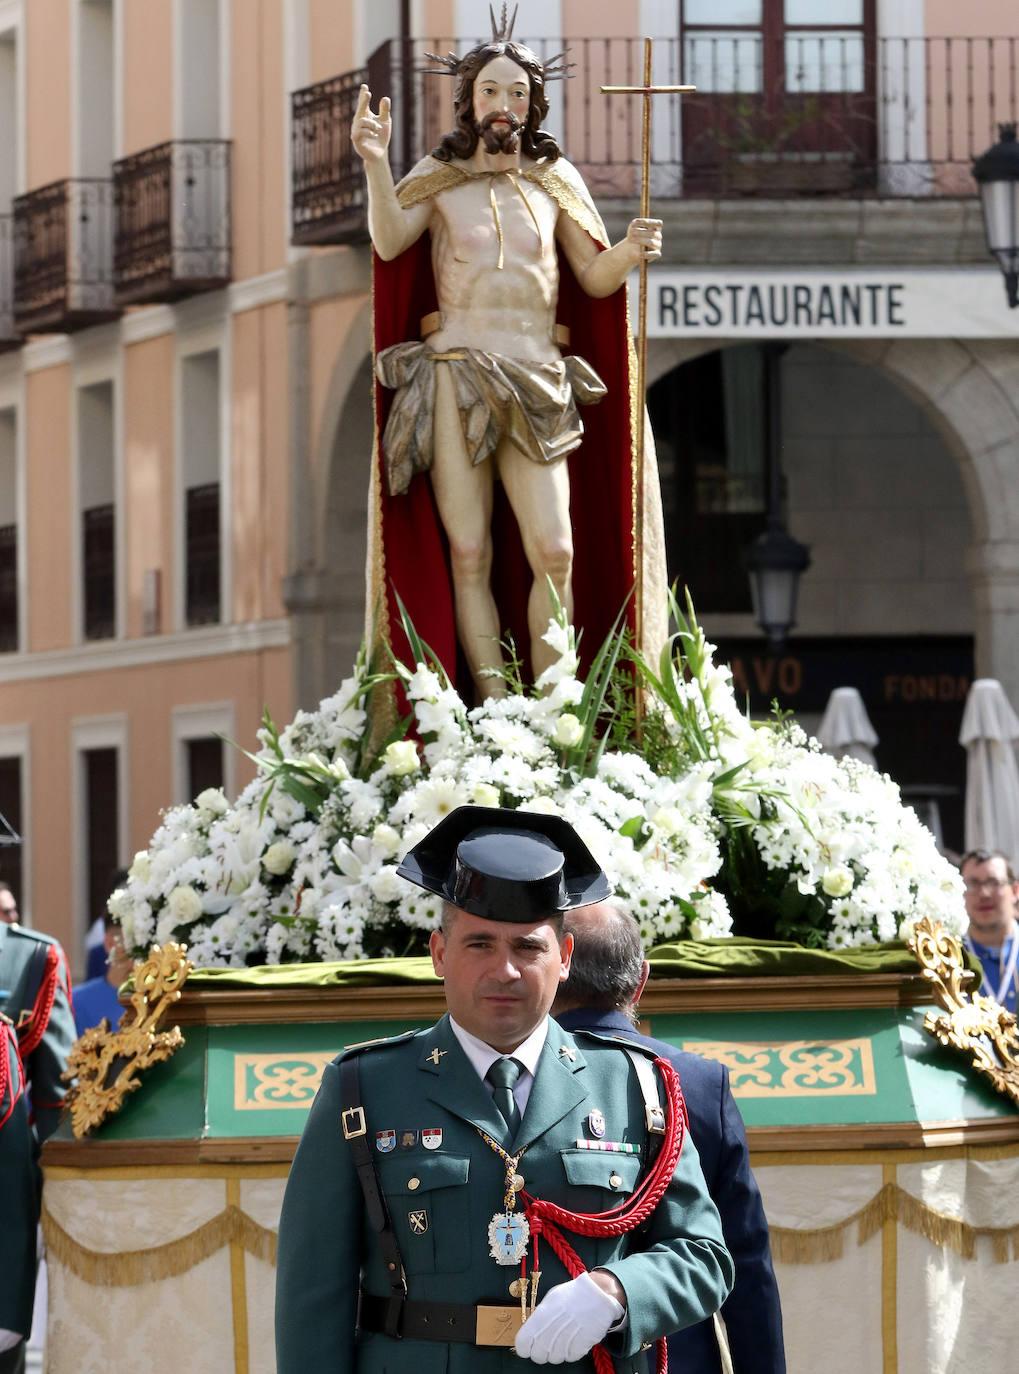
<box><xmin>423</xmin><ymin>4</ymin><xmax>574</xmax><ymax>82</ymax></box>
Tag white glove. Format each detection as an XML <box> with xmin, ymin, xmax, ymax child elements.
<box><xmin>514</xmin><ymin>1270</ymin><xmax>625</xmax><ymax>1365</ymax></box>
<box><xmin>0</xmin><ymin>1330</ymin><xmax>23</xmax><ymax>1354</ymax></box>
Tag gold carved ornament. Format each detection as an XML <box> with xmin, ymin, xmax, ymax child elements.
<box><xmin>62</xmin><ymin>942</ymin><xmax>193</xmax><ymax>1138</ymax></box>
<box><xmin>908</xmin><ymin>915</ymin><xmax>1019</xmax><ymax>1108</ymax></box>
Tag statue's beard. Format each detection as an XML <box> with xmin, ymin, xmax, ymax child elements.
<box><xmin>478</xmin><ymin>111</ymin><xmax>522</xmax><ymax>153</ymax></box>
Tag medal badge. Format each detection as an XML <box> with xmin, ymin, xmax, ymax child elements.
<box><xmin>488</xmin><ymin>1210</ymin><xmax>531</xmax><ymax>1265</ymax></box>
<box><xmin>587</xmin><ymin>1109</ymin><xmax>606</xmax><ymax>1139</ymax></box>
<box><xmin>421</xmin><ymin>1127</ymin><xmax>443</xmax><ymax>1150</ymax></box>
<box><xmin>375</xmin><ymin>1130</ymin><xmax>396</xmax><ymax>1153</ymax></box>
<box><xmin>399</xmin><ymin>1129</ymin><xmax>418</xmax><ymax>1149</ymax></box>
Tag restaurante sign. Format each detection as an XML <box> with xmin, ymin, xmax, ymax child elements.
<box><xmin>641</xmin><ymin>270</ymin><xmax>1019</xmax><ymax>338</ymax></box>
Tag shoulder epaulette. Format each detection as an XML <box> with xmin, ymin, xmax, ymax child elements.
<box><xmin>338</xmin><ymin>1028</ymin><xmax>420</xmax><ymax>1059</ymax></box>
<box><xmin>571</xmin><ymin>1028</ymin><xmax>658</xmax><ymax>1057</ymax></box>
<box><xmin>5</xmin><ymin>924</ymin><xmax>59</xmax><ymax>950</ymax></box>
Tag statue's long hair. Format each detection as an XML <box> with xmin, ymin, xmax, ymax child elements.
<box><xmin>431</xmin><ymin>41</ymin><xmax>562</xmax><ymax>164</ymax></box>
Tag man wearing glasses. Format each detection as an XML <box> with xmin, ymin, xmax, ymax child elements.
<box><xmin>960</xmin><ymin>849</ymin><xmax>1019</xmax><ymax>1014</ymax></box>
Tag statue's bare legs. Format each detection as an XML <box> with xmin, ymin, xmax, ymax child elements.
<box><xmin>496</xmin><ymin>441</ymin><xmax>573</xmax><ymax>682</ymax></box>
<box><xmin>432</xmin><ymin>363</ymin><xmax>574</xmax><ymax>695</ymax></box>
<box><xmin>431</xmin><ymin>363</ymin><xmax>505</xmax><ymax>699</ymax></box>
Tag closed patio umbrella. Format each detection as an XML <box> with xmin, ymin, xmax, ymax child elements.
<box><xmin>959</xmin><ymin>678</ymin><xmax>1019</xmax><ymax>868</ymax></box>
<box><xmin>817</xmin><ymin>686</ymin><xmax>879</xmax><ymax>768</ymax></box>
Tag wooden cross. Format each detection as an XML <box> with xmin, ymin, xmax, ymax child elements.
<box><xmin>602</xmin><ymin>41</ymin><xmax>695</xmax><ymax>655</ymax></box>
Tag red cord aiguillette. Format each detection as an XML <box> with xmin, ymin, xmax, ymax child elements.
<box><xmin>522</xmin><ymin>1056</ymin><xmax>688</xmax><ymax>1374</ymax></box>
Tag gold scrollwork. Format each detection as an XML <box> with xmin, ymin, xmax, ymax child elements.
<box><xmin>62</xmin><ymin>943</ymin><xmax>193</xmax><ymax>1138</ymax></box>
<box><xmin>908</xmin><ymin>914</ymin><xmax>1019</xmax><ymax>1109</ymax></box>
<box><xmin>683</xmin><ymin>1039</ymin><xmax>876</xmax><ymax>1097</ymax></box>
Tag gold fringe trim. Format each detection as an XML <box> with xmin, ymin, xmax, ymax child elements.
<box><xmin>770</xmin><ymin>1182</ymin><xmax>1019</xmax><ymax>1266</ymax></box>
<box><xmin>44</xmin><ymin>1185</ymin><xmax>1019</xmax><ymax>1286</ymax></box>
<box><xmin>42</xmin><ymin>1204</ymin><xmax>277</xmax><ymax>1288</ymax></box>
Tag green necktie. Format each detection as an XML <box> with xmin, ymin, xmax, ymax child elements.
<box><xmin>486</xmin><ymin>1056</ymin><xmax>523</xmax><ymax>1137</ymax></box>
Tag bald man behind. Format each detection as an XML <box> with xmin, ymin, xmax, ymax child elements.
<box><xmin>553</xmin><ymin>902</ymin><xmax>784</xmax><ymax>1374</ymax></box>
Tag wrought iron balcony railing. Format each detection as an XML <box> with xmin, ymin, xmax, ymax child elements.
<box><xmin>0</xmin><ymin>216</ymin><xmax>21</xmax><ymax>352</ymax></box>
<box><xmin>291</xmin><ymin>34</ymin><xmax>1018</xmax><ymax>245</ymax></box>
<box><xmin>114</xmin><ymin>140</ymin><xmax>232</xmax><ymax>306</ymax></box>
<box><xmin>13</xmin><ymin>179</ymin><xmax>119</xmax><ymax>334</ymax></box>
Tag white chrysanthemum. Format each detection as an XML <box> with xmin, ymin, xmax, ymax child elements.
<box><xmin>409</xmin><ymin>776</ymin><xmax>468</xmax><ymax>828</ymax></box>
<box><xmin>369</xmin><ymin>865</ymin><xmax>407</xmax><ymax>905</ymax></box>
<box><xmin>475</xmin><ymin>716</ymin><xmax>549</xmax><ymax>763</ymax></box>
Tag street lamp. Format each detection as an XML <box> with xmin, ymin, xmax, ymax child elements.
<box><xmin>746</xmin><ymin>520</ymin><xmax>811</xmax><ymax>654</ymax></box>
<box><xmin>973</xmin><ymin>122</ymin><xmax>1019</xmax><ymax>309</ymax></box>
<box><xmin>744</xmin><ymin>343</ymin><xmax>811</xmax><ymax>653</ymax></box>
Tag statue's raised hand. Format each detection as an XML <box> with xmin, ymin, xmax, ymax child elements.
<box><xmin>352</xmin><ymin>85</ymin><xmax>392</xmax><ymax>164</ymax></box>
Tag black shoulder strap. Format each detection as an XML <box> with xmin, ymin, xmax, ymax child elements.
<box><xmin>339</xmin><ymin>1053</ymin><xmax>408</xmax><ymax>1339</ymax></box>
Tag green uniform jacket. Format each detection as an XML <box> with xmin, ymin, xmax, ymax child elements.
<box><xmin>0</xmin><ymin>924</ymin><xmax>76</xmax><ymax>1337</ymax></box>
<box><xmin>276</xmin><ymin>1014</ymin><xmax>734</xmax><ymax>1373</ymax></box>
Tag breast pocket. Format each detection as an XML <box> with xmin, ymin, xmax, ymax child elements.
<box><xmin>559</xmin><ymin>1150</ymin><xmax>644</xmax><ymax>1267</ymax></box>
<box><xmin>381</xmin><ymin>1153</ymin><xmax>472</xmax><ymax>1276</ymax></box>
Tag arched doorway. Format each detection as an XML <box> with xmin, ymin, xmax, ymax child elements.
<box><xmin>648</xmin><ymin>340</ymin><xmax>975</xmax><ymax>848</ymax></box>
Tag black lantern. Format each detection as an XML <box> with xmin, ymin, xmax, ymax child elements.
<box><xmin>745</xmin><ymin>520</ymin><xmax>811</xmax><ymax>653</ymax></box>
<box><xmin>973</xmin><ymin>122</ymin><xmax>1019</xmax><ymax>308</ymax></box>
<box><xmin>743</xmin><ymin>343</ymin><xmax>811</xmax><ymax>653</ymax></box>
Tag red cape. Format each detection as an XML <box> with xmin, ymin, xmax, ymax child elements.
<box><xmin>370</xmin><ymin>221</ymin><xmax>638</xmax><ymax>693</ymax></box>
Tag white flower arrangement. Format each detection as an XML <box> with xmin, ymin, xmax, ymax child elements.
<box><xmin>110</xmin><ymin>595</ymin><xmax>965</xmax><ymax>967</ymax></box>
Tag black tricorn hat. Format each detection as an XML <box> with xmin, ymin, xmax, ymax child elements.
<box><xmin>396</xmin><ymin>805</ymin><xmax>611</xmax><ymax>923</ymax></box>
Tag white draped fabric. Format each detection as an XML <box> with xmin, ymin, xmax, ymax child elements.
<box><xmin>42</xmin><ymin>1148</ymin><xmax>1019</xmax><ymax>1374</ymax></box>
<box><xmin>817</xmin><ymin>686</ymin><xmax>879</xmax><ymax>768</ymax></box>
<box><xmin>959</xmin><ymin>678</ymin><xmax>1019</xmax><ymax>868</ymax></box>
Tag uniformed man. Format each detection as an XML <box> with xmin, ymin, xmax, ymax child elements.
<box><xmin>276</xmin><ymin>806</ymin><xmax>734</xmax><ymax>1371</ymax></box>
<box><xmin>0</xmin><ymin>914</ymin><xmax>76</xmax><ymax>1373</ymax></box>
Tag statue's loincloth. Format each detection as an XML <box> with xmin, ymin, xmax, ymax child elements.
<box><xmin>376</xmin><ymin>342</ymin><xmax>607</xmax><ymax>496</ymax></box>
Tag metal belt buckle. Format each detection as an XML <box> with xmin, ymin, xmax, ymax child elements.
<box><xmin>475</xmin><ymin>1305</ymin><xmax>524</xmax><ymax>1347</ymax></box>
<box><xmin>342</xmin><ymin>1106</ymin><xmax>367</xmax><ymax>1139</ymax></box>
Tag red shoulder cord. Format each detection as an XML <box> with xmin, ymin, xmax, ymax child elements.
<box><xmin>0</xmin><ymin>1020</ymin><xmax>25</xmax><ymax>1130</ymax></box>
<box><xmin>17</xmin><ymin>944</ymin><xmax>66</xmax><ymax>1059</ymax></box>
<box><xmin>521</xmin><ymin>1056</ymin><xmax>688</xmax><ymax>1374</ymax></box>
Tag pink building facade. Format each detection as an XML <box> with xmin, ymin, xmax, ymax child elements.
<box><xmin>0</xmin><ymin>0</ymin><xmax>1018</xmax><ymax>965</ymax></box>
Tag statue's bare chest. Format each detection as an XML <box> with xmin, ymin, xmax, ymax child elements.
<box><xmin>432</xmin><ymin>175</ymin><xmax>559</xmax><ymax>272</ymax></box>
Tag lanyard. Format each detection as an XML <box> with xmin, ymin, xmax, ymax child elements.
<box><xmin>968</xmin><ymin>930</ymin><xmax>1019</xmax><ymax>1005</ymax></box>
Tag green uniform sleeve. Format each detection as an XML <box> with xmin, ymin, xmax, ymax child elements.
<box><xmin>0</xmin><ymin>1033</ymin><xmax>39</xmax><ymax>1336</ymax></box>
<box><xmin>275</xmin><ymin>1061</ymin><xmax>362</xmax><ymax>1373</ymax></box>
<box><xmin>600</xmin><ymin>1129</ymin><xmax>735</xmax><ymax>1356</ymax></box>
<box><xmin>28</xmin><ymin>944</ymin><xmax>76</xmax><ymax>1143</ymax></box>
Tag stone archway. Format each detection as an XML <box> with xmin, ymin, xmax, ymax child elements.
<box><xmin>833</xmin><ymin>338</ymin><xmax>1019</xmax><ymax>703</ymax></box>
<box><xmin>287</xmin><ymin>301</ymin><xmax>373</xmax><ymax>708</ymax></box>
<box><xmin>294</xmin><ymin>330</ymin><xmax>1019</xmax><ymax>707</ymax></box>
<box><xmin>646</xmin><ymin>333</ymin><xmax>1019</xmax><ymax>705</ymax></box>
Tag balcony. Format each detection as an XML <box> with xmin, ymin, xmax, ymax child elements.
<box><xmin>13</xmin><ymin>179</ymin><xmax>119</xmax><ymax>335</ymax></box>
<box><xmin>114</xmin><ymin>140</ymin><xmax>232</xmax><ymax>307</ymax></box>
<box><xmin>291</xmin><ymin>34</ymin><xmax>1017</xmax><ymax>244</ymax></box>
<box><xmin>292</xmin><ymin>41</ymin><xmax>425</xmax><ymax>245</ymax></box>
<box><xmin>0</xmin><ymin>216</ymin><xmax>21</xmax><ymax>352</ymax></box>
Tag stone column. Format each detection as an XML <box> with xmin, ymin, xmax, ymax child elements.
<box><xmin>968</xmin><ymin>540</ymin><xmax>1019</xmax><ymax>711</ymax></box>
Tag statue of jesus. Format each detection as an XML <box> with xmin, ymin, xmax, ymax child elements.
<box><xmin>353</xmin><ymin>7</ymin><xmax>666</xmax><ymax>697</ymax></box>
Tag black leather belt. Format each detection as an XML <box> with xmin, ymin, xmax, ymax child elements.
<box><xmin>359</xmin><ymin>1292</ymin><xmax>524</xmax><ymax>1348</ymax></box>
